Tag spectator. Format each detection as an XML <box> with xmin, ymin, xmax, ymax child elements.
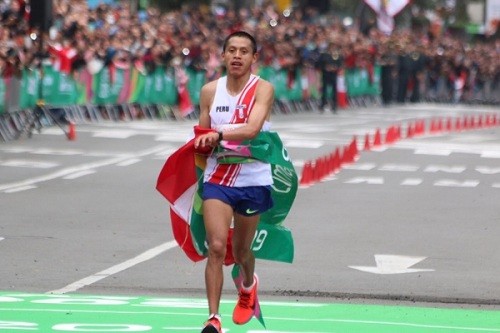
<box><xmin>316</xmin><ymin>42</ymin><xmax>343</xmax><ymax>112</ymax></box>
<box><xmin>0</xmin><ymin>0</ymin><xmax>497</xmax><ymax>106</ymax></box>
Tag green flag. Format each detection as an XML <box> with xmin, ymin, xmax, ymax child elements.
<box><xmin>190</xmin><ymin>131</ymin><xmax>297</xmax><ymax>263</ymax></box>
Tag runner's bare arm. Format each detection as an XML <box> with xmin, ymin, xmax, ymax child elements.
<box><xmin>195</xmin><ymin>81</ymin><xmax>218</xmax><ymax>148</ymax></box>
<box><xmin>198</xmin><ymin>81</ymin><xmax>217</xmax><ymax>128</ymax></box>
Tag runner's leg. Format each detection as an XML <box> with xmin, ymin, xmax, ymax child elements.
<box><xmin>203</xmin><ymin>199</ymin><xmax>233</xmax><ymax>315</ymax></box>
<box><xmin>232</xmin><ymin>213</ymin><xmax>260</xmax><ymax>287</ymax></box>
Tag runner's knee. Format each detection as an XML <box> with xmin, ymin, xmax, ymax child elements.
<box><xmin>232</xmin><ymin>246</ymin><xmax>252</xmax><ymax>264</ymax></box>
<box><xmin>207</xmin><ymin>239</ymin><xmax>227</xmax><ymax>260</ymax></box>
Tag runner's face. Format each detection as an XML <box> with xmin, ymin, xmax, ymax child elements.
<box><xmin>222</xmin><ymin>37</ymin><xmax>256</xmax><ymax>76</ymax></box>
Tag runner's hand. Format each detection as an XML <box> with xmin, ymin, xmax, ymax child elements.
<box><xmin>194</xmin><ymin>132</ymin><xmax>219</xmax><ymax>148</ymax></box>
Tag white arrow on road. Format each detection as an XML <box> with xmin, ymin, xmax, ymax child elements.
<box><xmin>349</xmin><ymin>255</ymin><xmax>434</xmax><ymax>274</ymax></box>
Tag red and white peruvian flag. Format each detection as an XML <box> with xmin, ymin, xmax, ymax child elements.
<box><xmin>364</xmin><ymin>0</ymin><xmax>410</xmax><ymax>34</ymax></box>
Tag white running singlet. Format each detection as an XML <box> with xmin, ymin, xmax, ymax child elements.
<box><xmin>203</xmin><ymin>75</ymin><xmax>273</xmax><ymax>187</ymax></box>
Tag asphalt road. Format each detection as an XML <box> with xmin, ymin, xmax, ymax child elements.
<box><xmin>1</xmin><ymin>103</ymin><xmax>499</xmax><ymax>309</ymax></box>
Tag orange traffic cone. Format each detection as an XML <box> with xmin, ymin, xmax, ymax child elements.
<box><xmin>373</xmin><ymin>128</ymin><xmax>382</xmax><ymax>147</ymax></box>
<box><xmin>477</xmin><ymin>115</ymin><xmax>483</xmax><ymax>128</ymax></box>
<box><xmin>341</xmin><ymin>145</ymin><xmax>354</xmax><ymax>165</ymax></box>
<box><xmin>446</xmin><ymin>118</ymin><xmax>453</xmax><ymax>132</ymax></box>
<box><xmin>67</xmin><ymin>121</ymin><xmax>76</xmax><ymax>141</ymax></box>
<box><xmin>406</xmin><ymin>123</ymin><xmax>414</xmax><ymax>138</ymax></box>
<box><xmin>327</xmin><ymin>152</ymin><xmax>335</xmax><ymax>174</ymax></box>
<box><xmin>350</xmin><ymin>136</ymin><xmax>359</xmax><ymax>159</ymax></box>
<box><xmin>364</xmin><ymin>133</ymin><xmax>371</xmax><ymax>151</ymax></box>
<box><xmin>299</xmin><ymin>161</ymin><xmax>313</xmax><ymax>186</ymax></box>
<box><xmin>455</xmin><ymin>117</ymin><xmax>462</xmax><ymax>132</ymax></box>
<box><xmin>385</xmin><ymin>126</ymin><xmax>395</xmax><ymax>144</ymax></box>
<box><xmin>333</xmin><ymin>147</ymin><xmax>341</xmax><ymax>173</ymax></box>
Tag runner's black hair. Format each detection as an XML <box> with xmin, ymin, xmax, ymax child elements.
<box><xmin>222</xmin><ymin>31</ymin><xmax>257</xmax><ymax>54</ymax></box>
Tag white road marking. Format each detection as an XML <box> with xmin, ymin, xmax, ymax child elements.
<box><xmin>92</xmin><ymin>130</ymin><xmax>137</xmax><ymax>139</ymax></box>
<box><xmin>31</xmin><ymin>148</ymin><xmax>82</xmax><ymax>156</ymax></box>
<box><xmin>49</xmin><ymin>241</ymin><xmax>178</xmax><ymax>294</ymax></box>
<box><xmin>4</xmin><ymin>185</ymin><xmax>38</xmax><ymax>193</ymax></box>
<box><xmin>62</xmin><ymin>170</ymin><xmax>96</xmax><ymax>180</ymax></box>
<box><xmin>321</xmin><ymin>175</ymin><xmax>337</xmax><ymax>182</ymax></box>
<box><xmin>395</xmin><ymin>141</ymin><xmax>500</xmax><ymax>156</ymax></box>
<box><xmin>434</xmin><ymin>180</ymin><xmax>479</xmax><ymax>187</ymax></box>
<box><xmin>481</xmin><ymin>151</ymin><xmax>500</xmax><ymax>158</ymax></box>
<box><xmin>283</xmin><ymin>140</ymin><xmax>323</xmax><ymax>148</ymax></box>
<box><xmin>162</xmin><ymin>328</ymin><xmax>215</xmax><ymax>331</ymax></box>
<box><xmin>0</xmin><ymin>145</ymin><xmax>170</xmax><ymax>193</ymax></box>
<box><xmin>155</xmin><ymin>134</ymin><xmax>191</xmax><ymax>142</ymax></box>
<box><xmin>0</xmin><ymin>159</ymin><xmax>59</xmax><ymax>169</ymax></box>
<box><xmin>349</xmin><ymin>255</ymin><xmax>434</xmax><ymax>275</ymax></box>
<box><xmin>401</xmin><ymin>178</ymin><xmax>423</xmax><ymax>186</ymax></box>
<box><xmin>342</xmin><ymin>163</ymin><xmax>376</xmax><ymax>170</ymax></box>
<box><xmin>424</xmin><ymin>165</ymin><xmax>466</xmax><ymax>173</ymax></box>
<box><xmin>288</xmin><ymin>160</ymin><xmax>304</xmax><ymax>168</ymax></box>
<box><xmin>0</xmin><ymin>147</ymin><xmax>31</xmax><ymax>153</ymax></box>
<box><xmin>154</xmin><ymin>149</ymin><xmax>176</xmax><ymax>160</ymax></box>
<box><xmin>475</xmin><ymin>167</ymin><xmax>500</xmax><ymax>174</ymax></box>
<box><xmin>38</xmin><ymin>127</ymin><xmax>66</xmax><ymax>135</ymax></box>
<box><xmin>370</xmin><ymin>146</ymin><xmax>388</xmax><ymax>152</ymax></box>
<box><xmin>116</xmin><ymin>158</ymin><xmax>142</xmax><ymax>167</ymax></box>
<box><xmin>379</xmin><ymin>164</ymin><xmax>419</xmax><ymax>172</ymax></box>
<box><xmin>414</xmin><ymin>149</ymin><xmax>452</xmax><ymax>156</ymax></box>
<box><xmin>344</xmin><ymin>177</ymin><xmax>384</xmax><ymax>184</ymax></box>
<box><xmin>0</xmin><ymin>146</ymin><xmax>131</xmax><ymax>158</ymax></box>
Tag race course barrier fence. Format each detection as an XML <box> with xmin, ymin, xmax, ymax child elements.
<box><xmin>2</xmin><ymin>63</ymin><xmax>496</xmax><ymax>142</ymax></box>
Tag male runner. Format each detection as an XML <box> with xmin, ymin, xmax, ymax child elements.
<box><xmin>194</xmin><ymin>31</ymin><xmax>275</xmax><ymax>333</ymax></box>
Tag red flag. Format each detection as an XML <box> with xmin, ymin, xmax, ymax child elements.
<box><xmin>157</xmin><ymin>139</ymin><xmax>203</xmax><ymax>261</ymax></box>
<box><xmin>156</xmin><ymin>127</ymin><xmax>216</xmax><ymax>261</ymax></box>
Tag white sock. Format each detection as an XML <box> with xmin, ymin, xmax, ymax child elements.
<box><xmin>209</xmin><ymin>313</ymin><xmax>221</xmax><ymax>322</ymax></box>
<box><xmin>241</xmin><ymin>278</ymin><xmax>256</xmax><ymax>292</ymax></box>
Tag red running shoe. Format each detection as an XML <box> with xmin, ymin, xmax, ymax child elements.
<box><xmin>201</xmin><ymin>314</ymin><xmax>222</xmax><ymax>333</ymax></box>
<box><xmin>232</xmin><ymin>274</ymin><xmax>258</xmax><ymax>325</ymax></box>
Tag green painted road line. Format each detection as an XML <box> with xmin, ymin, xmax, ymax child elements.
<box><xmin>0</xmin><ymin>292</ymin><xmax>499</xmax><ymax>332</ymax></box>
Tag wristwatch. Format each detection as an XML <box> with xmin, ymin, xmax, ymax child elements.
<box><xmin>217</xmin><ymin>131</ymin><xmax>223</xmax><ymax>143</ymax></box>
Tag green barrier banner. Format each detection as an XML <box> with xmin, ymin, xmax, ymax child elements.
<box><xmin>41</xmin><ymin>65</ymin><xmax>61</xmax><ymax>104</ymax></box>
<box><xmin>2</xmin><ymin>66</ymin><xmax>184</xmax><ymax>109</ymax></box>
<box><xmin>259</xmin><ymin>67</ymin><xmax>303</xmax><ymax>101</ymax></box>
<box><xmin>266</xmin><ymin>68</ymin><xmax>288</xmax><ymax>100</ymax></box>
<box><xmin>345</xmin><ymin>66</ymin><xmax>381</xmax><ymax>97</ymax></box>
<box><xmin>162</xmin><ymin>68</ymin><xmax>178</xmax><ymax>106</ymax></box>
<box><xmin>2</xmin><ymin>64</ymin><xmax>385</xmax><ymax>111</ymax></box>
<box><xmin>186</xmin><ymin>68</ymin><xmax>205</xmax><ymax>105</ymax></box>
<box><xmin>0</xmin><ymin>77</ymin><xmax>6</xmax><ymax>114</ymax></box>
<box><xmin>45</xmin><ymin>67</ymin><xmax>80</xmax><ymax>106</ymax></box>
<box><xmin>19</xmin><ymin>69</ymin><xmax>41</xmax><ymax>109</ymax></box>
<box><xmin>129</xmin><ymin>66</ymin><xmax>178</xmax><ymax>105</ymax></box>
<box><xmin>92</xmin><ymin>67</ymin><xmax>128</xmax><ymax>105</ymax></box>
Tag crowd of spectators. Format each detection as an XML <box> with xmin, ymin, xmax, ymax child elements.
<box><xmin>1</xmin><ymin>0</ymin><xmax>499</xmax><ymax>105</ymax></box>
